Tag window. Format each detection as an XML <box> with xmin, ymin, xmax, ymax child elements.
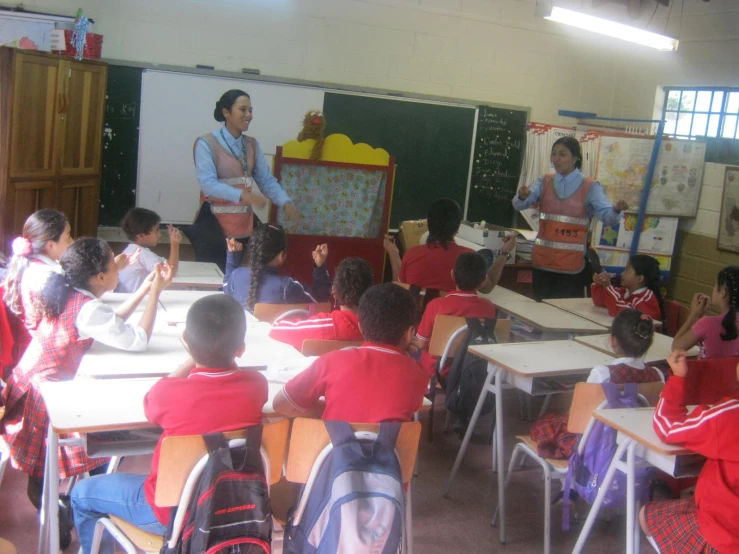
<box><xmin>662</xmin><ymin>88</ymin><xmax>739</xmax><ymax>140</ymax></box>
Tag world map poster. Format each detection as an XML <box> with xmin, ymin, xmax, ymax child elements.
<box><xmin>596</xmin><ymin>136</ymin><xmax>706</xmax><ymax>217</ymax></box>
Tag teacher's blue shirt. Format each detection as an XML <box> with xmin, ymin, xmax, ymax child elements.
<box><xmin>194</xmin><ymin>126</ymin><xmax>292</xmax><ymax>206</ymax></box>
<box><xmin>511</xmin><ymin>169</ymin><xmax>622</xmax><ymax>227</ymax></box>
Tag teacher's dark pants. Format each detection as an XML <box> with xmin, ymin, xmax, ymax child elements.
<box><xmin>182</xmin><ymin>203</ymin><xmax>258</xmax><ymax>272</ymax></box>
<box><xmin>532</xmin><ymin>265</ymin><xmax>593</xmax><ymax>301</ymax></box>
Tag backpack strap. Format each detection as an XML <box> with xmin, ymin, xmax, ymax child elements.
<box><xmin>325</xmin><ymin>420</ymin><xmax>357</xmax><ymax>447</ymax></box>
<box><xmin>242</xmin><ymin>425</ymin><xmax>264</xmax><ymax>471</ymax></box>
<box><xmin>602</xmin><ymin>382</ymin><xmax>622</xmax><ymax>405</ymax></box>
<box><xmin>376</xmin><ymin>422</ymin><xmax>401</xmax><ymax>449</ymax></box>
<box><xmin>203</xmin><ymin>432</ymin><xmax>234</xmax><ymax>469</ymax></box>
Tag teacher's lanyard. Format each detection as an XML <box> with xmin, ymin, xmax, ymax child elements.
<box><xmin>220</xmin><ymin>129</ymin><xmax>249</xmax><ymax>174</ymax></box>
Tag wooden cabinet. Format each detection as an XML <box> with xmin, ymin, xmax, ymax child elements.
<box><xmin>0</xmin><ymin>47</ymin><xmax>107</xmax><ymax>251</ymax></box>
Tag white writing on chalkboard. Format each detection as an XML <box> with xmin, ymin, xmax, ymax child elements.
<box><xmin>106</xmin><ymin>102</ymin><xmax>138</xmax><ymax>119</ymax></box>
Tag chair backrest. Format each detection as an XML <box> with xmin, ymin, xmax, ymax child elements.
<box><xmin>392</xmin><ymin>281</ymin><xmax>446</xmax><ymax>316</ymax></box>
<box><xmin>154</xmin><ymin>419</ymin><xmax>290</xmax><ymax>507</ymax></box>
<box><xmin>301</xmin><ymin>339</ymin><xmax>363</xmax><ymax>356</ymax></box>
<box><xmin>285</xmin><ymin>418</ymin><xmax>421</xmax><ymax>485</ymax></box>
<box><xmin>427</xmin><ymin>314</ymin><xmax>512</xmax><ymax>357</ymax></box>
<box><xmin>253</xmin><ymin>302</ymin><xmax>332</xmax><ymax>324</ymax></box>
<box><xmin>566</xmin><ymin>381</ymin><xmax>664</xmax><ymax>434</ymax></box>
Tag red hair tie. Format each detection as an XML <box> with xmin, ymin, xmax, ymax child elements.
<box><xmin>12</xmin><ymin>237</ymin><xmax>32</xmax><ymax>257</ymax></box>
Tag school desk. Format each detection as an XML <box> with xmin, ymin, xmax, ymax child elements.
<box><xmin>156</xmin><ymin>290</ymin><xmax>258</xmax><ymax>324</ymax></box>
<box><xmin>37</xmin><ymin>377</ymin><xmax>432</xmax><ymax>553</ymax></box>
<box><xmin>76</xmin><ymin>322</ymin><xmax>301</xmax><ymax>378</ymax></box>
<box><xmin>483</xmin><ymin>288</ymin><xmax>608</xmax><ymax>339</ymax></box>
<box><xmin>543</xmin><ymin>297</ymin><xmax>614</xmax><ymax>328</ymax></box>
<box><xmin>572</xmin><ymin>407</ymin><xmax>704</xmax><ymax>554</ymax></box>
<box><xmin>170</xmin><ymin>261</ymin><xmax>224</xmax><ymax>290</ymax></box>
<box><xmin>575</xmin><ymin>333</ymin><xmax>700</xmax><ymax>363</ymax></box>
<box><xmin>445</xmin><ymin>341</ymin><xmax>615</xmax><ymax>545</ymax></box>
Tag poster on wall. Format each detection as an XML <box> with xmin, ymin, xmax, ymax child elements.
<box><xmin>717</xmin><ymin>166</ymin><xmax>739</xmax><ymax>253</ymax></box>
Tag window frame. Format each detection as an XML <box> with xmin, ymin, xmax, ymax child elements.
<box><xmin>661</xmin><ymin>86</ymin><xmax>739</xmax><ymax>140</ymax></box>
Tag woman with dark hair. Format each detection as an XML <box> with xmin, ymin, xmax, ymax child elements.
<box><xmin>191</xmin><ymin>89</ymin><xmax>298</xmax><ymax>266</ymax></box>
<box><xmin>512</xmin><ymin>136</ymin><xmax>629</xmax><ymax>300</ymax></box>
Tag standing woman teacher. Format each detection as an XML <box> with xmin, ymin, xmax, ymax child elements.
<box><xmin>192</xmin><ymin>89</ymin><xmax>299</xmax><ymax>267</ymax></box>
<box><xmin>512</xmin><ymin>136</ymin><xmax>629</xmax><ymax>301</ymax></box>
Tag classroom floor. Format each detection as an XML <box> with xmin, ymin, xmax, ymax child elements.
<box><xmin>0</xmin><ymin>389</ymin><xmax>660</xmax><ymax>553</ymax></box>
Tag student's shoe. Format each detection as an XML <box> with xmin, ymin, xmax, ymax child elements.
<box><xmin>59</xmin><ymin>494</ymin><xmax>73</xmax><ymax>550</ymax></box>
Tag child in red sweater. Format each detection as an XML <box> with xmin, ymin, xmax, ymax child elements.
<box><xmin>592</xmin><ymin>254</ymin><xmax>663</xmax><ymax>321</ymax></box>
<box><xmin>640</xmin><ymin>351</ymin><xmax>739</xmax><ymax>554</ymax></box>
<box><xmin>268</xmin><ymin>257</ymin><xmax>373</xmax><ymax>350</ymax></box>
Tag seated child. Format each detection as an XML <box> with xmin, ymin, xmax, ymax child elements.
<box><xmin>592</xmin><ymin>254</ymin><xmax>664</xmax><ymax>321</ymax></box>
<box><xmin>1</xmin><ymin>238</ymin><xmax>172</xmax><ymax>510</ymax></box>
<box><xmin>672</xmin><ymin>265</ymin><xmax>739</xmax><ymax>359</ymax></box>
<box><xmin>272</xmin><ymin>283</ymin><xmax>429</xmax><ymax>422</ymax></box>
<box><xmin>640</xmin><ymin>350</ymin><xmax>739</xmax><ymax>554</ymax></box>
<box><xmin>531</xmin><ymin>309</ymin><xmax>663</xmax><ymax>460</ymax></box>
<box><xmin>413</xmin><ymin>252</ymin><xmax>497</xmax><ymax>377</ymax></box>
<box><xmin>223</xmin><ymin>224</ymin><xmax>331</xmax><ymax>312</ymax></box>
<box><xmin>269</xmin><ymin>257</ymin><xmax>373</xmax><ymax>350</ymax></box>
<box><xmin>3</xmin><ymin>209</ymin><xmax>74</xmax><ymax>369</ymax></box>
<box><xmin>71</xmin><ymin>294</ymin><xmax>268</xmax><ymax>553</ymax></box>
<box><xmin>117</xmin><ymin>207</ymin><xmax>181</xmax><ymax>292</ymax></box>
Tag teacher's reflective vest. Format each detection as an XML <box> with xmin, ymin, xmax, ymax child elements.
<box><xmin>195</xmin><ymin>134</ymin><xmax>256</xmax><ymax>238</ymax></box>
<box><xmin>531</xmin><ymin>174</ymin><xmax>594</xmax><ymax>274</ymax></box>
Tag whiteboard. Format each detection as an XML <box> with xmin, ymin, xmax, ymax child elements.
<box><xmin>137</xmin><ymin>70</ymin><xmax>325</xmax><ymax>223</ymax></box>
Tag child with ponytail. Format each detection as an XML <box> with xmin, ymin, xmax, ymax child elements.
<box><xmin>672</xmin><ymin>265</ymin><xmax>739</xmax><ymax>359</ymax></box>
<box><xmin>2</xmin><ymin>210</ymin><xmax>73</xmax><ymax>368</ymax></box>
<box><xmin>592</xmin><ymin>254</ymin><xmax>664</xmax><ymax>322</ymax></box>
<box><xmin>1</xmin><ymin>238</ymin><xmax>172</xmax><ymax>510</ymax></box>
<box><xmin>223</xmin><ymin>224</ymin><xmax>331</xmax><ymax>312</ymax></box>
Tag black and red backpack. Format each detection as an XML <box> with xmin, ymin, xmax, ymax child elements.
<box><xmin>161</xmin><ymin>426</ymin><xmax>272</xmax><ymax>554</ymax></box>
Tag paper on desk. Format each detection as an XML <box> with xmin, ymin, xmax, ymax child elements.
<box><xmin>264</xmin><ymin>356</ymin><xmax>318</xmax><ymax>383</ymax></box>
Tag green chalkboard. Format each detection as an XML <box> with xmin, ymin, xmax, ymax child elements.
<box><xmin>322</xmin><ymin>93</ymin><xmax>476</xmax><ymax>228</ymax></box>
<box><xmin>466</xmin><ymin>106</ymin><xmax>528</xmax><ymax>226</ymax></box>
<box><xmin>100</xmin><ymin>65</ymin><xmax>142</xmax><ymax>226</ymax></box>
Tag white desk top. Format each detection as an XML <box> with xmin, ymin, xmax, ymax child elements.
<box><xmin>482</xmin><ymin>286</ymin><xmax>535</xmax><ymax>307</ymax></box>
<box><xmin>469</xmin><ymin>340</ymin><xmax>614</xmax><ymax>377</ymax></box>
<box><xmin>575</xmin><ymin>333</ymin><xmax>700</xmax><ymax>363</ymax></box>
<box><xmin>157</xmin><ymin>290</ymin><xmax>257</xmax><ymax>324</ymax></box>
<box><xmin>543</xmin><ymin>298</ymin><xmax>614</xmax><ymax>328</ymax></box>
<box><xmin>488</xmin><ymin>298</ymin><xmax>608</xmax><ymax>334</ymax></box>
<box><xmin>171</xmin><ymin>261</ymin><xmax>224</xmax><ymax>289</ymax></box>
<box><xmin>594</xmin><ymin>407</ymin><xmax>692</xmax><ymax>456</ymax></box>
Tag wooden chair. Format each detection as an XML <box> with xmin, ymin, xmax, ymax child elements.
<box><xmin>425</xmin><ymin>315</ymin><xmax>513</xmax><ymax>441</ymax></box>
<box><xmin>253</xmin><ymin>302</ymin><xmax>332</xmax><ymax>324</ymax></box>
<box><xmin>301</xmin><ymin>339</ymin><xmax>362</xmax><ymax>356</ymax></box>
<box><xmin>285</xmin><ymin>418</ymin><xmax>421</xmax><ymax>554</ymax></box>
<box><xmin>493</xmin><ymin>381</ymin><xmax>664</xmax><ymax>554</ymax></box>
<box><xmin>90</xmin><ymin>420</ymin><xmax>290</xmax><ymax>554</ymax></box>
<box><xmin>392</xmin><ymin>282</ymin><xmax>446</xmax><ymax>321</ymax></box>
<box><xmin>0</xmin><ymin>538</ymin><xmax>15</xmax><ymax>554</ymax></box>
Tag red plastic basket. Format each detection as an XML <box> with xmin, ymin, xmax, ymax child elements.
<box><xmin>52</xmin><ymin>31</ymin><xmax>103</xmax><ymax>60</ymax></box>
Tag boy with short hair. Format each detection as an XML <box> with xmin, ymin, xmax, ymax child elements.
<box><xmin>640</xmin><ymin>350</ymin><xmax>739</xmax><ymax>554</ymax></box>
<box><xmin>71</xmin><ymin>295</ymin><xmax>268</xmax><ymax>553</ymax></box>
<box><xmin>413</xmin><ymin>252</ymin><xmax>497</xmax><ymax>376</ymax></box>
<box><xmin>117</xmin><ymin>207</ymin><xmax>181</xmax><ymax>292</ymax></box>
<box><xmin>273</xmin><ymin>283</ymin><xmax>428</xmax><ymax>422</ymax></box>
<box><xmin>268</xmin><ymin>257</ymin><xmax>373</xmax><ymax>350</ymax></box>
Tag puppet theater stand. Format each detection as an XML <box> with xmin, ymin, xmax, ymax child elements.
<box><xmin>271</xmin><ymin>134</ymin><xmax>395</xmax><ymax>286</ymax></box>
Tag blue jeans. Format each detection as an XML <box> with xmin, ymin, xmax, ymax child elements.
<box><xmin>71</xmin><ymin>473</ymin><xmax>167</xmax><ymax>554</ymax></box>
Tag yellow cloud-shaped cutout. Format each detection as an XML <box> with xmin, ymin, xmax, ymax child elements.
<box><xmin>282</xmin><ymin>134</ymin><xmax>391</xmax><ymax>166</ymax></box>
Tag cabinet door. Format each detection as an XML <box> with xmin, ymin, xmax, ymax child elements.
<box><xmin>9</xmin><ymin>54</ymin><xmax>61</xmax><ymax>179</ymax></box>
<box><xmin>57</xmin><ymin>61</ymin><xmax>107</xmax><ymax>176</ymax></box>
<box><xmin>59</xmin><ymin>178</ymin><xmax>99</xmax><ymax>238</ymax></box>
<box><xmin>3</xmin><ymin>180</ymin><xmax>58</xmax><ymax>248</ymax></box>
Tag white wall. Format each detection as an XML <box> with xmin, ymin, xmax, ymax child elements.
<box><xmin>12</xmin><ymin>0</ymin><xmax>739</xmax><ymax>126</ymax></box>
<box><xmin>680</xmin><ymin>162</ymin><xmax>726</xmax><ymax>237</ymax></box>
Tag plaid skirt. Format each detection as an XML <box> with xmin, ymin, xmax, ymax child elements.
<box><xmin>530</xmin><ymin>412</ymin><xmax>578</xmax><ymax>460</ymax></box>
<box><xmin>643</xmin><ymin>498</ymin><xmax>721</xmax><ymax>554</ymax></box>
<box><xmin>1</xmin><ymin>381</ymin><xmax>107</xmax><ymax>479</ymax></box>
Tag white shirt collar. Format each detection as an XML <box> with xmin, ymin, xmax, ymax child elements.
<box><xmin>219</xmin><ymin>125</ymin><xmax>242</xmax><ymax>148</ymax></box>
<box><xmin>33</xmin><ymin>254</ymin><xmax>63</xmax><ymax>273</ymax></box>
<box><xmin>611</xmin><ymin>356</ymin><xmax>646</xmax><ymax>369</ymax></box>
<box><xmin>74</xmin><ymin>287</ymin><xmax>98</xmax><ymax>300</ymax></box>
<box><xmin>625</xmin><ymin>287</ymin><xmax>647</xmax><ymax>299</ymax></box>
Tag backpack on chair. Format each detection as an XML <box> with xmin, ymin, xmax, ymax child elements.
<box><xmin>444</xmin><ymin>317</ymin><xmax>498</xmax><ymax>422</ymax></box>
<box><xmin>284</xmin><ymin>421</ymin><xmax>405</xmax><ymax>554</ymax></box>
<box><xmin>161</xmin><ymin>427</ymin><xmax>272</xmax><ymax>554</ymax></box>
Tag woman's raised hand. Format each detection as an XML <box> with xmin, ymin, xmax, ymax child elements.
<box><xmin>226</xmin><ymin>238</ymin><xmax>243</xmax><ymax>252</ymax></box>
<box><xmin>284</xmin><ymin>202</ymin><xmax>299</xmax><ymax>223</ymax></box>
<box><xmin>614</xmin><ymin>199</ymin><xmax>629</xmax><ymax>213</ymax></box>
<box><xmin>312</xmin><ymin>244</ymin><xmax>329</xmax><ymax>267</ymax></box>
<box><xmin>517</xmin><ymin>185</ymin><xmax>531</xmax><ymax>200</ymax></box>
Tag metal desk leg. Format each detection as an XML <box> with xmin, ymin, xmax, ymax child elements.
<box><xmin>572</xmin><ymin>439</ymin><xmax>631</xmax><ymax>554</ymax></box>
<box><xmin>495</xmin><ymin>366</ymin><xmax>506</xmax><ymax>544</ymax></box>
<box><xmin>626</xmin><ymin>443</ymin><xmax>637</xmax><ymax>554</ymax></box>
<box><xmin>444</xmin><ymin>364</ymin><xmax>498</xmax><ymax>497</ymax></box>
<box><xmin>38</xmin><ymin>427</ymin><xmax>59</xmax><ymax>554</ymax></box>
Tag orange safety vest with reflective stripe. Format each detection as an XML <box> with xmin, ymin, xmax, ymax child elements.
<box><xmin>194</xmin><ymin>134</ymin><xmax>256</xmax><ymax>238</ymax></box>
<box><xmin>531</xmin><ymin>174</ymin><xmax>594</xmax><ymax>274</ymax></box>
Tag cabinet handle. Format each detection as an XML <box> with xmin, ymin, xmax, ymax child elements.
<box><xmin>57</xmin><ymin>92</ymin><xmax>64</xmax><ymax>114</ymax></box>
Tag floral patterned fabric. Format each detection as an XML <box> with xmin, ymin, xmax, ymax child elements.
<box><xmin>276</xmin><ymin>164</ymin><xmax>387</xmax><ymax>238</ymax></box>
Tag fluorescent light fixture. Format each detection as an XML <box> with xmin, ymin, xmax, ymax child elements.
<box><xmin>542</xmin><ymin>6</ymin><xmax>679</xmax><ymax>51</ymax></box>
